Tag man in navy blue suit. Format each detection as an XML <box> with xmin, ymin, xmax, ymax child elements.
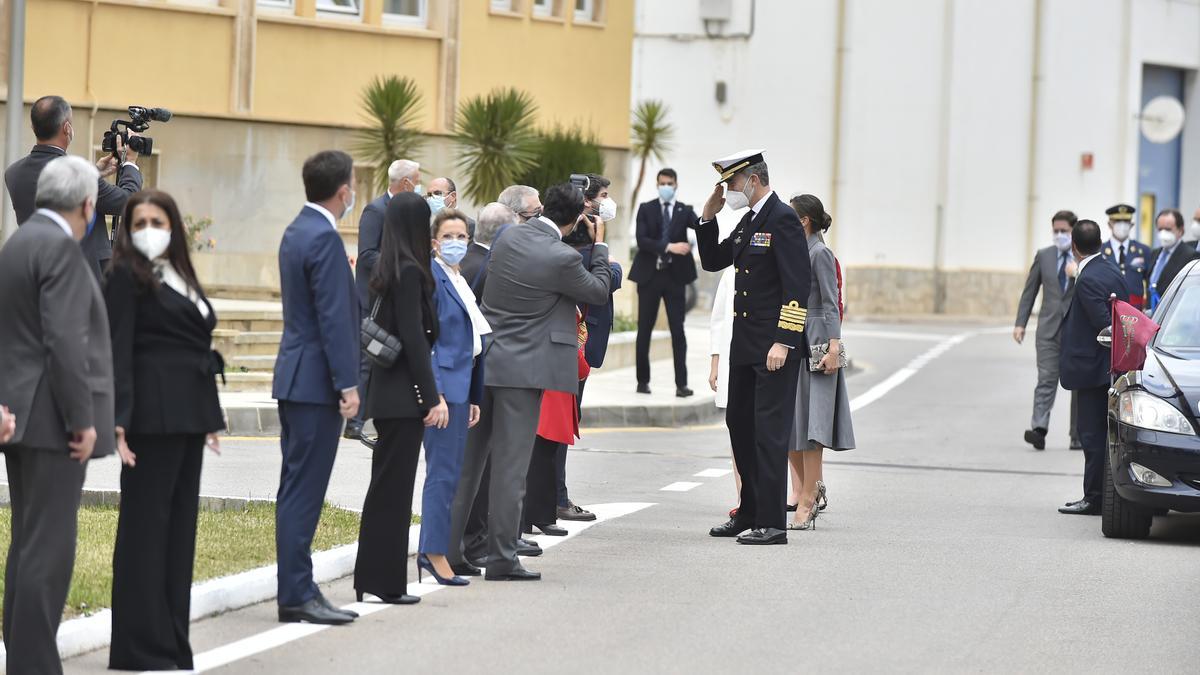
<box><xmin>1058</xmin><ymin>219</ymin><xmax>1126</xmax><ymax>516</ymax></box>
<box><xmin>346</xmin><ymin>159</ymin><xmax>420</xmax><ymax>442</ymax></box>
<box><xmin>273</xmin><ymin>151</ymin><xmax>362</xmax><ymax>624</ymax></box>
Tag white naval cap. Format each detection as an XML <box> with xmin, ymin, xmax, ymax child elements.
<box><xmin>711</xmin><ymin>148</ymin><xmax>766</xmax><ymax>183</ymax></box>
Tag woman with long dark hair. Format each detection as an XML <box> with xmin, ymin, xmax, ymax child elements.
<box><xmin>105</xmin><ymin>189</ymin><xmax>225</xmax><ymax>671</ymax></box>
<box><xmin>353</xmin><ymin>191</ymin><xmax>442</xmax><ymax>605</ymax></box>
<box><xmin>787</xmin><ymin>194</ymin><xmax>855</xmax><ymax>531</ymax></box>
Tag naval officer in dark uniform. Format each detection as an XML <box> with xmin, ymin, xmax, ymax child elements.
<box><xmin>692</xmin><ymin>149</ymin><xmax>811</xmax><ymax>545</ymax></box>
<box><xmin>1100</xmin><ymin>203</ymin><xmax>1150</xmax><ymax>308</ymax></box>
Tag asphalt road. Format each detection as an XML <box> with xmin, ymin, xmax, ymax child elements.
<box><xmin>62</xmin><ymin>320</ymin><xmax>1200</xmax><ymax>673</ymax></box>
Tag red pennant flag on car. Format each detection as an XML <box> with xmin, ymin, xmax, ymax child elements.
<box><xmin>1111</xmin><ymin>297</ymin><xmax>1160</xmax><ymax>373</ymax></box>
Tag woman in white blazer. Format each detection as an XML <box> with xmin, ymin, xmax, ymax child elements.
<box><xmin>707</xmin><ymin>227</ymin><xmax>742</xmax><ymax>517</ymax></box>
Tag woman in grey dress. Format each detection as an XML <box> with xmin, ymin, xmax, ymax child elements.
<box><xmin>787</xmin><ymin>194</ymin><xmax>855</xmax><ymax>531</ymax></box>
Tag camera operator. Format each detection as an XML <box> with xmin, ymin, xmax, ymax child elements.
<box><xmin>5</xmin><ymin>95</ymin><xmax>143</xmax><ymax>281</ymax></box>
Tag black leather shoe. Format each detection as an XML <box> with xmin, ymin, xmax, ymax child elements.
<box><xmin>279</xmin><ymin>598</ymin><xmax>355</xmax><ymax>624</ymax></box>
<box><xmin>517</xmin><ymin>541</ymin><xmax>543</xmax><ymax>557</ymax></box>
<box><xmin>466</xmin><ymin>555</ymin><xmax>489</xmax><ymax>568</ymax></box>
<box><xmin>359</xmin><ymin>434</ymin><xmax>377</xmax><ymax>449</ymax></box>
<box><xmin>354</xmin><ymin>590</ymin><xmax>420</xmax><ymax>605</ymax></box>
<box><xmin>709</xmin><ymin>517</ymin><xmax>751</xmax><ymax>538</ymax></box>
<box><xmin>736</xmin><ymin>527</ymin><xmax>788</xmax><ymax>545</ymax></box>
<box><xmin>1024</xmin><ymin>428</ymin><xmax>1046</xmax><ymax>451</ymax></box>
<box><xmin>317</xmin><ymin>593</ymin><xmax>357</xmax><ymax>618</ymax></box>
<box><xmin>534</xmin><ymin>523</ymin><xmax>568</xmax><ymax>536</ymax></box>
<box><xmin>636</xmin><ymin>383</ymin><xmax>651</xmax><ymax>394</ymax></box>
<box><xmin>676</xmin><ymin>386</ymin><xmax>694</xmax><ymax>398</ymax></box>
<box><xmin>1069</xmin><ymin>439</ymin><xmax>1083</xmax><ymax>450</ymax></box>
<box><xmin>1058</xmin><ymin>500</ymin><xmax>1101</xmax><ymax>515</ymax></box>
<box><xmin>485</xmin><ymin>566</ymin><xmax>542</xmax><ymax>581</ymax></box>
<box><xmin>343</xmin><ymin>424</ymin><xmax>363</xmax><ymax>440</ymax></box>
<box><xmin>451</xmin><ymin>562</ymin><xmax>482</xmax><ymax>577</ymax></box>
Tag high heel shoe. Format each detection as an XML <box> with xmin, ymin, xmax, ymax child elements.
<box><xmin>787</xmin><ymin>498</ymin><xmax>820</xmax><ymax>531</ymax></box>
<box><xmin>355</xmin><ymin>589</ymin><xmax>420</xmax><ymax>604</ymax></box>
<box><xmin>816</xmin><ymin>480</ymin><xmax>828</xmax><ymax>511</ymax></box>
<box><xmin>417</xmin><ymin>553</ymin><xmax>470</xmax><ymax>587</ymax></box>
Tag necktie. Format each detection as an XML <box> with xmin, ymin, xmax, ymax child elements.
<box><xmin>1057</xmin><ymin>252</ymin><xmax>1068</xmax><ymax>291</ymax></box>
<box><xmin>660</xmin><ymin>202</ymin><xmax>672</xmax><ymax>258</ymax></box>
<box><xmin>732</xmin><ymin>210</ymin><xmax>754</xmax><ymax>245</ymax></box>
<box><xmin>1120</xmin><ymin>243</ymin><xmax>1127</xmax><ymax>265</ymax></box>
<box><xmin>1151</xmin><ymin>247</ymin><xmax>1171</xmax><ymax>287</ymax></box>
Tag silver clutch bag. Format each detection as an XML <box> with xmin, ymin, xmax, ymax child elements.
<box><xmin>809</xmin><ymin>341</ymin><xmax>848</xmax><ymax>372</ymax></box>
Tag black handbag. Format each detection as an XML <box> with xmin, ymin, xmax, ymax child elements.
<box><xmin>361</xmin><ymin>297</ymin><xmax>403</xmax><ymax>368</ymax></box>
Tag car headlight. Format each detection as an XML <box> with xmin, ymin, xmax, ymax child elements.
<box><xmin>1118</xmin><ymin>390</ymin><xmax>1196</xmax><ymax>435</ymax></box>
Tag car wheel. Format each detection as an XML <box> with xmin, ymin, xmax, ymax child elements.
<box><xmin>1101</xmin><ymin>451</ymin><xmax>1153</xmax><ymax>539</ymax></box>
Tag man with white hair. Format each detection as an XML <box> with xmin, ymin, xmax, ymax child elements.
<box><xmin>461</xmin><ymin>200</ymin><xmax>519</xmax><ymax>298</ymax></box>
<box><xmin>0</xmin><ymin>155</ymin><xmax>116</xmax><ymax>674</ymax></box>
<box><xmin>347</xmin><ymin>159</ymin><xmax>420</xmax><ymax>443</ymax></box>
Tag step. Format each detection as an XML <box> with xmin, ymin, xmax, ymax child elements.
<box><xmin>219</xmin><ymin>372</ymin><xmax>274</xmax><ymax>393</ymax></box>
<box><xmin>212</xmin><ymin>331</ymin><xmax>283</xmax><ymax>358</ymax></box>
<box><xmin>228</xmin><ymin>355</ymin><xmax>277</xmax><ymax>372</ymax></box>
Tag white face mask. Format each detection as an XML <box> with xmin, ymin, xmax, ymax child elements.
<box><xmin>1190</xmin><ymin>220</ymin><xmax>1200</xmax><ymax>239</ymax></box>
<box><xmin>725</xmin><ymin>180</ymin><xmax>752</xmax><ymax>211</ymax></box>
<box><xmin>132</xmin><ymin>227</ymin><xmax>171</xmax><ymax>260</ymax></box>
<box><xmin>342</xmin><ymin>188</ymin><xmax>356</xmax><ymax>218</ymax></box>
<box><xmin>1053</xmin><ymin>232</ymin><xmax>1072</xmax><ymax>252</ymax></box>
<box><xmin>1111</xmin><ymin>222</ymin><xmax>1132</xmax><ymax>241</ymax></box>
<box><xmin>598</xmin><ymin>197</ymin><xmax>617</xmax><ymax>222</ymax></box>
<box><xmin>1158</xmin><ymin>230</ymin><xmax>1179</xmax><ymax>248</ymax></box>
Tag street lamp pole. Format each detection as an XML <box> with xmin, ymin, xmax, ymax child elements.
<box><xmin>3</xmin><ymin>0</ymin><xmax>26</xmax><ymax>244</ymax></box>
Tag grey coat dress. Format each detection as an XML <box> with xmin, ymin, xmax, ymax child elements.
<box><xmin>790</xmin><ymin>232</ymin><xmax>855</xmax><ymax>452</ymax></box>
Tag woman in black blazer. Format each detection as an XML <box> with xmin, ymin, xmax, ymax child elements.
<box><xmin>353</xmin><ymin>191</ymin><xmax>444</xmax><ymax>605</ymax></box>
<box><xmin>104</xmin><ymin>190</ymin><xmax>225</xmax><ymax>671</ymax></box>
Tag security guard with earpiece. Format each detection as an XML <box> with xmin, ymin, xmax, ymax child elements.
<box><xmin>692</xmin><ymin>149</ymin><xmax>810</xmax><ymax>546</ymax></box>
<box><xmin>1100</xmin><ymin>203</ymin><xmax>1150</xmax><ymax>308</ymax></box>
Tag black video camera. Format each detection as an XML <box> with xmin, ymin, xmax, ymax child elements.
<box><xmin>569</xmin><ymin>173</ymin><xmax>591</xmax><ymax>193</ymax></box>
<box><xmin>101</xmin><ymin>106</ymin><xmax>172</xmax><ymax>157</ymax></box>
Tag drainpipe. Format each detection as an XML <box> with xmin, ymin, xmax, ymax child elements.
<box><xmin>932</xmin><ymin>0</ymin><xmax>955</xmax><ymax>314</ymax></box>
<box><xmin>1115</xmin><ymin>0</ymin><xmax>1133</xmax><ymax>222</ymax></box>
<box><xmin>2</xmin><ymin>0</ymin><xmax>26</xmax><ymax>243</ymax></box>
<box><xmin>826</xmin><ymin>0</ymin><xmax>847</xmax><ymax>252</ymax></box>
<box><xmin>1023</xmin><ymin>0</ymin><xmax>1043</xmax><ymax>267</ymax></box>
<box><xmin>86</xmin><ymin>0</ymin><xmax>101</xmax><ymax>157</ymax></box>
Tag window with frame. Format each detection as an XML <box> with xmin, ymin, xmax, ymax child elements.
<box><xmin>532</xmin><ymin>0</ymin><xmax>555</xmax><ymax>17</ymax></box>
<box><xmin>257</xmin><ymin>0</ymin><xmax>293</xmax><ymax>9</ymax></box>
<box><xmin>573</xmin><ymin>0</ymin><xmax>595</xmax><ymax>22</ymax></box>
<box><xmin>316</xmin><ymin>0</ymin><xmax>360</xmax><ymax>16</ymax></box>
<box><xmin>383</xmin><ymin>0</ymin><xmax>426</xmax><ymax>24</ymax></box>
<box><xmin>491</xmin><ymin>0</ymin><xmax>515</xmax><ymax>11</ymax></box>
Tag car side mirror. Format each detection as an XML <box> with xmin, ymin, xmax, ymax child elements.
<box><xmin>1097</xmin><ymin>326</ymin><xmax>1112</xmax><ymax>348</ymax></box>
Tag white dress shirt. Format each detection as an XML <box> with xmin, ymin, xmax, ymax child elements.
<box><xmin>35</xmin><ymin>208</ymin><xmax>73</xmax><ymax>237</ymax></box>
<box><xmin>435</xmin><ymin>257</ymin><xmax>492</xmax><ymax>357</ymax></box>
<box><xmin>154</xmin><ymin>259</ymin><xmax>210</xmax><ymax>319</ymax></box>
<box><xmin>305</xmin><ymin>202</ymin><xmax>339</xmax><ymax>230</ymax></box>
<box><xmin>1077</xmin><ymin>252</ymin><xmax>1102</xmax><ymax>276</ymax></box>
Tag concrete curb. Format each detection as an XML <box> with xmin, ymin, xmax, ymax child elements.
<box><xmin>0</xmin><ymin>490</ymin><xmax>418</xmax><ymax>668</ymax></box>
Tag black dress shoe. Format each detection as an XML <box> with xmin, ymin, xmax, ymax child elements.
<box><xmin>1024</xmin><ymin>428</ymin><xmax>1046</xmax><ymax>451</ymax></box>
<box><xmin>317</xmin><ymin>592</ymin><xmax>357</xmax><ymax>618</ymax></box>
<box><xmin>1069</xmin><ymin>439</ymin><xmax>1083</xmax><ymax>450</ymax></box>
<box><xmin>354</xmin><ymin>589</ymin><xmax>420</xmax><ymax>604</ymax></box>
<box><xmin>485</xmin><ymin>566</ymin><xmax>542</xmax><ymax>581</ymax></box>
<box><xmin>343</xmin><ymin>424</ymin><xmax>363</xmax><ymax>440</ymax></box>
<box><xmin>676</xmin><ymin>386</ymin><xmax>694</xmax><ymax>398</ymax></box>
<box><xmin>1058</xmin><ymin>500</ymin><xmax>1101</xmax><ymax>515</ymax></box>
<box><xmin>517</xmin><ymin>542</ymin><xmax>543</xmax><ymax>557</ymax></box>
<box><xmin>636</xmin><ymin>383</ymin><xmax>651</xmax><ymax>394</ymax></box>
<box><xmin>451</xmin><ymin>562</ymin><xmax>482</xmax><ymax>577</ymax></box>
<box><xmin>737</xmin><ymin>527</ymin><xmax>788</xmax><ymax>545</ymax></box>
<box><xmin>359</xmin><ymin>434</ymin><xmax>377</xmax><ymax>449</ymax></box>
<box><xmin>709</xmin><ymin>517</ymin><xmax>751</xmax><ymax>538</ymax></box>
<box><xmin>279</xmin><ymin>598</ymin><xmax>355</xmax><ymax>624</ymax></box>
<box><xmin>534</xmin><ymin>522</ymin><xmax>568</xmax><ymax>536</ymax></box>
<box><xmin>466</xmin><ymin>555</ymin><xmax>489</xmax><ymax>568</ymax></box>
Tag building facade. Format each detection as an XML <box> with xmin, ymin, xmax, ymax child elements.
<box><xmin>629</xmin><ymin>0</ymin><xmax>1200</xmax><ymax>316</ymax></box>
<box><xmin>1</xmin><ymin>0</ymin><xmax>634</xmax><ymax>292</ymax></box>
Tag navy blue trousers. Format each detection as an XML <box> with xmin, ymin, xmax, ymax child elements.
<box><xmin>276</xmin><ymin>400</ymin><xmax>343</xmax><ymax>607</ymax></box>
<box><xmin>420</xmin><ymin>402</ymin><xmax>470</xmax><ymax>554</ymax></box>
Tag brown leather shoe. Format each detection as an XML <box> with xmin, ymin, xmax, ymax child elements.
<box><xmin>557</xmin><ymin>501</ymin><xmax>596</xmax><ymax>522</ymax></box>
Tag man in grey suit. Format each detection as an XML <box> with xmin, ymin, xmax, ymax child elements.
<box><xmin>0</xmin><ymin>156</ymin><xmax>116</xmax><ymax>674</ymax></box>
<box><xmin>447</xmin><ymin>182</ymin><xmax>612</xmax><ymax>581</ymax></box>
<box><xmin>1015</xmin><ymin>210</ymin><xmax>1081</xmax><ymax>451</ymax></box>
<box><xmin>4</xmin><ymin>95</ymin><xmax>143</xmax><ymax>281</ymax></box>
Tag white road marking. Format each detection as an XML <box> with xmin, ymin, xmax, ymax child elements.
<box><xmin>660</xmin><ymin>481</ymin><xmax>703</xmax><ymax>492</ymax></box>
<box><xmin>849</xmin><ymin>332</ymin><xmax>972</xmax><ymax>412</ymax></box>
<box><xmin>841</xmin><ymin>329</ymin><xmax>955</xmax><ymax>342</ymax></box>
<box><xmin>177</xmin><ymin>502</ymin><xmax>653</xmax><ymax>674</ymax></box>
<box><xmin>694</xmin><ymin>468</ymin><xmax>733</xmax><ymax>478</ymax></box>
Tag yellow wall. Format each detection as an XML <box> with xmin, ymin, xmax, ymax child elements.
<box><xmin>457</xmin><ymin>0</ymin><xmax>634</xmax><ymax>148</ymax></box>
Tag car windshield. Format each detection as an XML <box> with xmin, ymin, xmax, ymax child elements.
<box><xmin>1155</xmin><ymin>278</ymin><xmax>1200</xmax><ymax>354</ymax></box>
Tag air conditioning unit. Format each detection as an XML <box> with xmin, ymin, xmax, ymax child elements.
<box><xmin>699</xmin><ymin>0</ymin><xmax>733</xmax><ymax>23</ymax></box>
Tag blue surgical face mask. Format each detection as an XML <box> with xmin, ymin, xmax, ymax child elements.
<box><xmin>438</xmin><ymin>239</ymin><xmax>468</xmax><ymax>265</ymax></box>
<box><xmin>426</xmin><ymin>194</ymin><xmax>445</xmax><ymax>214</ymax></box>
<box><xmin>658</xmin><ymin>184</ymin><xmax>676</xmax><ymax>202</ymax></box>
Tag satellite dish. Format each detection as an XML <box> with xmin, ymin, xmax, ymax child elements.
<box><xmin>1140</xmin><ymin>96</ymin><xmax>1185</xmax><ymax>144</ymax></box>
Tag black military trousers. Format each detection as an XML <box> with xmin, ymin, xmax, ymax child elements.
<box><xmin>726</xmin><ymin>358</ymin><xmax>801</xmax><ymax>531</ymax></box>
<box><xmin>1075</xmin><ymin>386</ymin><xmax>1108</xmax><ymax>503</ymax></box>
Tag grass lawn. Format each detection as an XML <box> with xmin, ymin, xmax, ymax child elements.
<box><xmin>0</xmin><ymin>501</ymin><xmax>366</xmax><ymax>623</ymax></box>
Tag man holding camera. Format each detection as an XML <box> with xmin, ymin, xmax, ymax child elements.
<box><xmin>5</xmin><ymin>95</ymin><xmax>143</xmax><ymax>281</ymax></box>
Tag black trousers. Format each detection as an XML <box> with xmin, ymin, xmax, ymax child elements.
<box><xmin>2</xmin><ymin>446</ymin><xmax>87</xmax><ymax>675</ymax></box>
<box><xmin>523</xmin><ymin>436</ymin><xmax>561</xmax><ymax>530</ymax></box>
<box><xmin>554</xmin><ymin>378</ymin><xmax>586</xmax><ymax>508</ymax></box>
<box><xmin>636</xmin><ymin>273</ymin><xmax>688</xmax><ymax>388</ymax></box>
<box><xmin>353</xmin><ymin>417</ymin><xmax>422</xmax><ymax>595</ymax></box>
<box><xmin>1076</xmin><ymin>386</ymin><xmax>1108</xmax><ymax>503</ymax></box>
<box><xmin>726</xmin><ymin>359</ymin><xmax>801</xmax><ymax>531</ymax></box>
<box><xmin>463</xmin><ymin>458</ymin><xmax>490</xmax><ymax>561</ymax></box>
<box><xmin>110</xmin><ymin>433</ymin><xmax>205</xmax><ymax>671</ymax></box>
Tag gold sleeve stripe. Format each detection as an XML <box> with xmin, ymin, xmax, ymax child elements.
<box><xmin>778</xmin><ymin>319</ymin><xmax>807</xmax><ymax>333</ymax></box>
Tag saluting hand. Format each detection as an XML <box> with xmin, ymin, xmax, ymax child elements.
<box><xmin>702</xmin><ymin>184</ymin><xmax>726</xmax><ymax>221</ymax></box>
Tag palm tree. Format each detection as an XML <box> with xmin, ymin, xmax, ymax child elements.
<box><xmin>453</xmin><ymin>88</ymin><xmax>539</xmax><ymax>204</ymax></box>
<box><xmin>515</xmin><ymin>124</ymin><xmax>605</xmax><ymax>194</ymax></box>
<box><xmin>628</xmin><ymin>100</ymin><xmax>675</xmax><ymax>217</ymax></box>
<box><xmin>354</xmin><ymin>75</ymin><xmax>425</xmax><ymax>194</ymax></box>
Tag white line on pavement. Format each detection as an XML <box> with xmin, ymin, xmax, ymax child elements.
<box><xmin>177</xmin><ymin>502</ymin><xmax>654</xmax><ymax>674</ymax></box>
<box><xmin>849</xmin><ymin>332</ymin><xmax>972</xmax><ymax>413</ymax></box>
<box><xmin>693</xmin><ymin>468</ymin><xmax>733</xmax><ymax>478</ymax></box>
<box><xmin>660</xmin><ymin>481</ymin><xmax>704</xmax><ymax>492</ymax></box>
<box><xmin>841</xmin><ymin>329</ymin><xmax>955</xmax><ymax>342</ymax></box>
